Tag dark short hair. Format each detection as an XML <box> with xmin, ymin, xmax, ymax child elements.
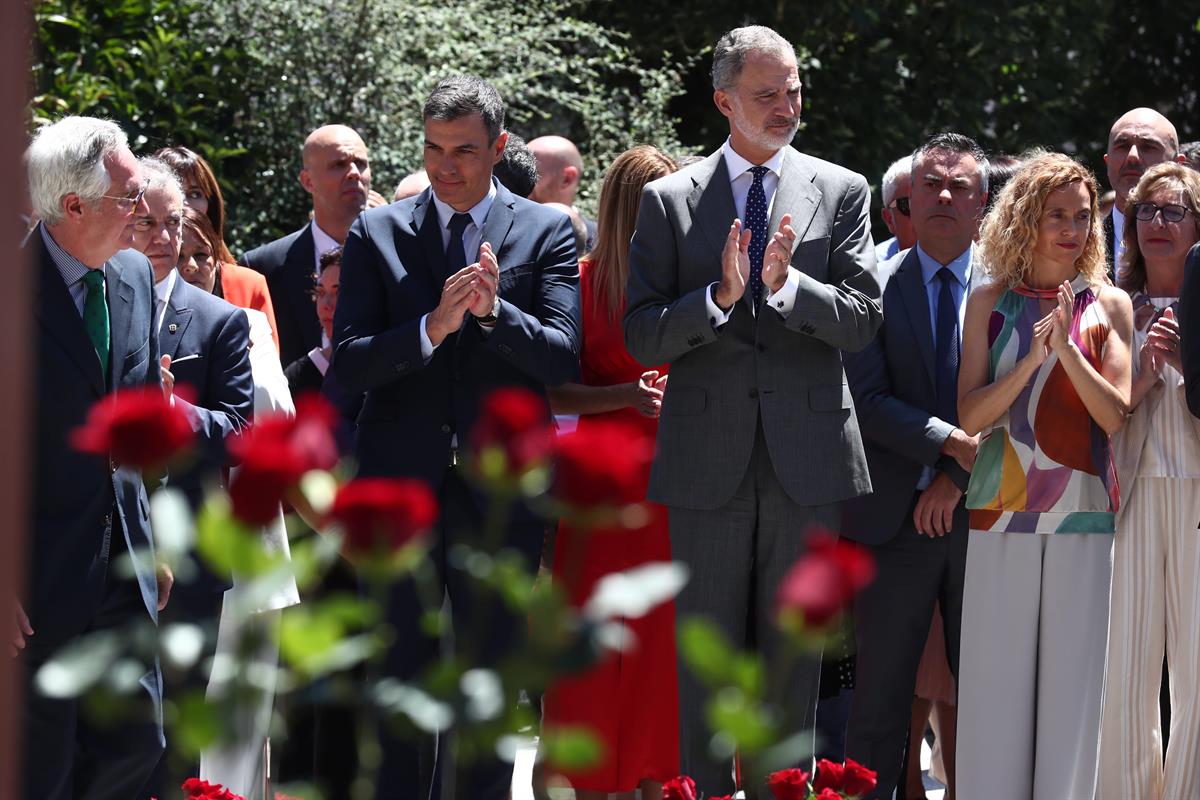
<box><xmin>911</xmin><ymin>132</ymin><xmax>990</xmax><ymax>192</ymax></box>
<box><xmin>319</xmin><ymin>246</ymin><xmax>343</xmax><ymax>271</ymax></box>
<box><xmin>1181</xmin><ymin>141</ymin><xmax>1200</xmax><ymax>172</ymax></box>
<box><xmin>423</xmin><ymin>75</ymin><xmax>505</xmax><ymax>142</ymax></box>
<box><xmin>492</xmin><ymin>133</ymin><xmax>539</xmax><ymax>198</ymax></box>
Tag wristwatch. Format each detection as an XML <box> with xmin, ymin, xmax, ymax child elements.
<box><xmin>474</xmin><ymin>296</ymin><xmax>500</xmax><ymax>325</ymax></box>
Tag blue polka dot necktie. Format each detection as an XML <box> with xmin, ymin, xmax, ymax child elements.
<box><xmin>746</xmin><ymin>165</ymin><xmax>770</xmax><ymax>306</ymax></box>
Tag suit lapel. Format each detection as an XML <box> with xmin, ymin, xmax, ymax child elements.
<box><xmin>282</xmin><ymin>226</ymin><xmax>321</xmax><ymax>350</ymax></box>
<box><xmin>771</xmin><ymin>148</ymin><xmax>822</xmax><ymax>245</ymax></box>
<box><xmin>412</xmin><ymin>191</ymin><xmax>449</xmax><ymax>283</ymax></box>
<box><xmin>895</xmin><ymin>249</ymin><xmax>937</xmax><ymax>388</ymax></box>
<box><xmin>686</xmin><ymin>152</ymin><xmax>737</xmax><ymax>260</ymax></box>
<box><xmin>160</xmin><ymin>289</ymin><xmax>192</xmax><ymax>361</ymax></box>
<box><xmin>479</xmin><ymin>181</ymin><xmax>516</xmax><ymax>259</ymax></box>
<box><xmin>34</xmin><ymin>240</ymin><xmax>106</xmax><ymax>396</ymax></box>
<box><xmin>106</xmin><ymin>257</ymin><xmax>137</xmax><ymax>387</ymax></box>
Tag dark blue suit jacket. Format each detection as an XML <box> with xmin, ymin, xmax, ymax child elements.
<box><xmin>840</xmin><ymin>248</ymin><xmax>973</xmax><ymax>545</ymax></box>
<box><xmin>29</xmin><ymin>229</ymin><xmax>162</xmax><ymax>647</ymax></box>
<box><xmin>332</xmin><ymin>180</ymin><xmax>580</xmax><ymax>488</ymax></box>
<box><xmin>242</xmin><ymin>224</ymin><xmax>320</xmax><ymax>368</ymax></box>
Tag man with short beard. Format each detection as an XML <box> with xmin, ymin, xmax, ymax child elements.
<box><xmin>624</xmin><ymin>25</ymin><xmax>882</xmax><ymax>795</ymax></box>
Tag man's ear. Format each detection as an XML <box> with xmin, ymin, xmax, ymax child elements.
<box><xmin>881</xmin><ymin>207</ymin><xmax>897</xmax><ymax>235</ymax></box>
<box><xmin>562</xmin><ymin>164</ymin><xmax>580</xmax><ymax>189</ymax></box>
<box><xmin>299</xmin><ymin>168</ymin><xmax>314</xmax><ymax>195</ymax></box>
<box><xmin>491</xmin><ymin>131</ymin><xmax>509</xmax><ymax>165</ymax></box>
<box><xmin>61</xmin><ymin>192</ymin><xmax>84</xmax><ymax>222</ymax></box>
<box><xmin>713</xmin><ymin>89</ymin><xmax>734</xmax><ymax>120</ymax></box>
<box><xmin>1177</xmin><ymin>153</ymin><xmax>1188</xmax><ymax>164</ymax></box>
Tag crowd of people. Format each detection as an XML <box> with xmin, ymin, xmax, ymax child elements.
<box><xmin>11</xmin><ymin>20</ymin><xmax>1200</xmax><ymax>800</ymax></box>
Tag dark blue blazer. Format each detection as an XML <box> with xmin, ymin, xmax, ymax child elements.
<box><xmin>840</xmin><ymin>248</ymin><xmax>973</xmax><ymax>545</ymax></box>
<box><xmin>159</xmin><ymin>274</ymin><xmax>254</xmax><ymax>507</ymax></box>
<box><xmin>332</xmin><ymin>180</ymin><xmax>580</xmax><ymax>487</ymax></box>
<box><xmin>242</xmin><ymin>224</ymin><xmax>320</xmax><ymax>368</ymax></box>
<box><xmin>29</xmin><ymin>229</ymin><xmax>162</xmax><ymax>647</ymax></box>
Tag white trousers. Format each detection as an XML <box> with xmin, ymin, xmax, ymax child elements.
<box><xmin>1098</xmin><ymin>477</ymin><xmax>1200</xmax><ymax>800</ymax></box>
<box><xmin>957</xmin><ymin>529</ymin><xmax>1113</xmax><ymax>800</ymax></box>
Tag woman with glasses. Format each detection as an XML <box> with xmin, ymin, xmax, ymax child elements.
<box><xmin>1098</xmin><ymin>162</ymin><xmax>1200</xmax><ymax>800</ymax></box>
<box><xmin>954</xmin><ymin>152</ymin><xmax>1133</xmax><ymax>800</ymax></box>
<box><xmin>156</xmin><ymin>145</ymin><xmax>281</xmax><ymax>354</ymax></box>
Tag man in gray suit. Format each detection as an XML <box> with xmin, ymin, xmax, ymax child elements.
<box><xmin>624</xmin><ymin>25</ymin><xmax>882</xmax><ymax>793</ymax></box>
<box><xmin>840</xmin><ymin>133</ymin><xmax>988</xmax><ymax>800</ymax></box>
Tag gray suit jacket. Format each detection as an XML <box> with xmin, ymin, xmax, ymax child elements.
<box><xmin>624</xmin><ymin>146</ymin><xmax>882</xmax><ymax>510</ymax></box>
<box><xmin>840</xmin><ymin>247</ymin><xmax>985</xmax><ymax>544</ymax></box>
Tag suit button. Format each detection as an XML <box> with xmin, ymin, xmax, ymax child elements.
<box><xmin>748</xmin><ymin>389</ymin><xmax>758</xmax><ymax>399</ymax></box>
<box><xmin>440</xmin><ymin>424</ymin><xmax>452</xmax><ymax>434</ymax></box>
<box><xmin>102</xmin><ymin>513</ymin><xmax>112</xmax><ymax>529</ymax></box>
<box><xmin>109</xmin><ymin>456</ymin><xmax>118</xmax><ymax>473</ymax></box>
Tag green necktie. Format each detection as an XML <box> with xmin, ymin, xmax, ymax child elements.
<box><xmin>82</xmin><ymin>269</ymin><xmax>110</xmax><ymax>383</ymax></box>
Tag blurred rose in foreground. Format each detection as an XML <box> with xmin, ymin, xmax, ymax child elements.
<box><xmin>228</xmin><ymin>393</ymin><xmax>339</xmax><ymax>525</ymax></box>
<box><xmin>554</xmin><ymin>420</ymin><xmax>653</xmax><ymax>514</ymax></box>
<box><xmin>766</xmin><ymin>766</ymin><xmax>812</xmax><ymax>799</ymax></box>
<box><xmin>470</xmin><ymin>387</ymin><xmax>555</xmax><ymax>487</ymax></box>
<box><xmin>776</xmin><ymin>530</ymin><xmax>875</xmax><ymax>630</ymax></box>
<box><xmin>326</xmin><ymin>477</ymin><xmax>437</xmax><ymax>561</ymax></box>
<box><xmin>662</xmin><ymin>774</ymin><xmax>697</xmax><ymax>800</ymax></box>
<box><xmin>71</xmin><ymin>387</ymin><xmax>194</xmax><ymax>469</ymax></box>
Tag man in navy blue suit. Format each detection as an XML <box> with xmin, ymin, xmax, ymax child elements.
<box><xmin>16</xmin><ymin>116</ymin><xmax>168</xmax><ymax>800</ymax></box>
<box><xmin>333</xmin><ymin>74</ymin><xmax>580</xmax><ymax>799</ymax></box>
<box><xmin>129</xmin><ymin>157</ymin><xmax>255</xmax><ymax>797</ymax></box>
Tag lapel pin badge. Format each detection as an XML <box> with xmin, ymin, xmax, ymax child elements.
<box><xmin>168</xmin><ymin>323</ymin><xmax>178</xmax><ymax>333</ymax></box>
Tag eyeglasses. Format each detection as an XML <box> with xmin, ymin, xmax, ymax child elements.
<box><xmin>101</xmin><ymin>180</ymin><xmax>149</xmax><ymax>213</ymax></box>
<box><xmin>888</xmin><ymin>196</ymin><xmax>910</xmax><ymax>217</ymax></box>
<box><xmin>1132</xmin><ymin>202</ymin><xmax>1193</xmax><ymax>223</ymax></box>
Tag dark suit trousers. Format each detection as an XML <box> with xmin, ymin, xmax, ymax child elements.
<box><xmin>375</xmin><ymin>464</ymin><xmax>543</xmax><ymax>800</ymax></box>
<box><xmin>669</xmin><ymin>423</ymin><xmax>837</xmax><ymax>797</ymax></box>
<box><xmin>845</xmin><ymin>494</ymin><xmax>968</xmax><ymax>800</ymax></box>
<box><xmin>21</xmin><ymin>518</ymin><xmax>164</xmax><ymax>800</ymax></box>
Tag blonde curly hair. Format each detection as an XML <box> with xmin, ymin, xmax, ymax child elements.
<box><xmin>979</xmin><ymin>151</ymin><xmax>1107</xmax><ymax>289</ymax></box>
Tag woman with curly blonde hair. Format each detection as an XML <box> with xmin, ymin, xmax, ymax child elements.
<box><xmin>1099</xmin><ymin>161</ymin><xmax>1200</xmax><ymax>800</ymax></box>
<box><xmin>954</xmin><ymin>151</ymin><xmax>1133</xmax><ymax>800</ymax></box>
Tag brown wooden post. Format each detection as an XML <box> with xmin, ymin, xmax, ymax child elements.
<box><xmin>0</xmin><ymin>3</ymin><xmax>32</xmax><ymax>799</ymax></box>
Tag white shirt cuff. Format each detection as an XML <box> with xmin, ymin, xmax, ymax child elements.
<box><xmin>419</xmin><ymin>313</ymin><xmax>437</xmax><ymax>363</ymax></box>
<box><xmin>764</xmin><ymin>267</ymin><xmax>801</xmax><ymax>318</ymax></box>
<box><xmin>307</xmin><ymin>346</ymin><xmax>330</xmax><ymax>377</ymax></box>
<box><xmin>705</xmin><ymin>282</ymin><xmax>733</xmax><ymax>328</ymax></box>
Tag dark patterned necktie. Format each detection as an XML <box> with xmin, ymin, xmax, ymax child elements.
<box><xmin>935</xmin><ymin>267</ymin><xmax>960</xmax><ymax>425</ymax></box>
<box><xmin>746</xmin><ymin>165</ymin><xmax>770</xmax><ymax>306</ymax></box>
<box><xmin>446</xmin><ymin>212</ymin><xmax>472</xmax><ymax>276</ymax></box>
<box><xmin>82</xmin><ymin>269</ymin><xmax>110</xmax><ymax>384</ymax></box>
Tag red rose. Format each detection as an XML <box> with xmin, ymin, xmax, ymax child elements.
<box><xmin>776</xmin><ymin>529</ymin><xmax>875</xmax><ymax>628</ymax></box>
<box><xmin>812</xmin><ymin>758</ymin><xmax>846</xmax><ymax>792</ymax></box>
<box><xmin>841</xmin><ymin>757</ymin><xmax>878</xmax><ymax>797</ymax></box>
<box><xmin>326</xmin><ymin>478</ymin><xmax>437</xmax><ymax>559</ymax></box>
<box><xmin>554</xmin><ymin>421</ymin><xmax>653</xmax><ymax>511</ymax></box>
<box><xmin>71</xmin><ymin>387</ymin><xmax>194</xmax><ymax>470</ymax></box>
<box><xmin>228</xmin><ymin>393</ymin><xmax>340</xmax><ymax>525</ymax></box>
<box><xmin>814</xmin><ymin>789</ymin><xmax>842</xmax><ymax>800</ymax></box>
<box><xmin>470</xmin><ymin>387</ymin><xmax>554</xmax><ymax>478</ymax></box>
<box><xmin>181</xmin><ymin>778</ymin><xmax>244</xmax><ymax>799</ymax></box>
<box><xmin>661</xmin><ymin>774</ymin><xmax>697</xmax><ymax>800</ymax></box>
<box><xmin>766</xmin><ymin>767</ymin><xmax>812</xmax><ymax>799</ymax></box>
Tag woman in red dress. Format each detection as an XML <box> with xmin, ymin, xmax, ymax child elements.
<box><xmin>543</xmin><ymin>145</ymin><xmax>680</xmax><ymax>799</ymax></box>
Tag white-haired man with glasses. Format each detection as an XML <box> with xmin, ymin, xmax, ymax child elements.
<box><xmin>15</xmin><ymin>115</ymin><xmax>169</xmax><ymax>800</ymax></box>
<box><xmin>876</xmin><ymin>155</ymin><xmax>917</xmax><ymax>263</ymax></box>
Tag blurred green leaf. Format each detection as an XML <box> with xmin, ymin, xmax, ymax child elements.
<box><xmin>678</xmin><ymin>617</ymin><xmax>735</xmax><ymax>687</ymax></box>
<box><xmin>540</xmin><ymin>726</ymin><xmax>605</xmax><ymax>771</ymax></box>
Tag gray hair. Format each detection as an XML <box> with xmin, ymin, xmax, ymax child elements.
<box><xmin>424</xmin><ymin>75</ymin><xmax>506</xmax><ymax>143</ymax></box>
<box><xmin>27</xmin><ymin>116</ymin><xmax>128</xmax><ymax>226</ymax></box>
<box><xmin>910</xmin><ymin>132</ymin><xmax>990</xmax><ymax>193</ymax></box>
<box><xmin>881</xmin><ymin>156</ymin><xmax>911</xmax><ymax>207</ymax></box>
<box><xmin>712</xmin><ymin>26</ymin><xmax>796</xmax><ymax>91</ymax></box>
<box><xmin>137</xmin><ymin>156</ymin><xmax>184</xmax><ymax>206</ymax></box>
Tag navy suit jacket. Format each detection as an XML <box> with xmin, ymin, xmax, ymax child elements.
<box><xmin>243</xmin><ymin>224</ymin><xmax>320</xmax><ymax>368</ymax></box>
<box><xmin>840</xmin><ymin>248</ymin><xmax>975</xmax><ymax>545</ymax></box>
<box><xmin>332</xmin><ymin>180</ymin><xmax>580</xmax><ymax>488</ymax></box>
<box><xmin>159</xmin><ymin>273</ymin><xmax>253</xmax><ymax>522</ymax></box>
<box><xmin>29</xmin><ymin>229</ymin><xmax>162</xmax><ymax>647</ymax></box>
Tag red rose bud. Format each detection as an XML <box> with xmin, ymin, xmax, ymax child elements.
<box><xmin>766</xmin><ymin>767</ymin><xmax>812</xmax><ymax>799</ymax></box>
<box><xmin>811</xmin><ymin>758</ymin><xmax>847</xmax><ymax>793</ymax></box>
<box><xmin>227</xmin><ymin>394</ymin><xmax>340</xmax><ymax>525</ymax></box>
<box><xmin>841</xmin><ymin>757</ymin><xmax>879</xmax><ymax>797</ymax></box>
<box><xmin>661</xmin><ymin>775</ymin><xmax>697</xmax><ymax>800</ymax></box>
<box><xmin>71</xmin><ymin>387</ymin><xmax>194</xmax><ymax>470</ymax></box>
<box><xmin>814</xmin><ymin>789</ymin><xmax>842</xmax><ymax>800</ymax></box>
<box><xmin>554</xmin><ymin>421</ymin><xmax>653</xmax><ymax>512</ymax></box>
<box><xmin>470</xmin><ymin>387</ymin><xmax>554</xmax><ymax>479</ymax></box>
<box><xmin>326</xmin><ymin>478</ymin><xmax>437</xmax><ymax>559</ymax></box>
<box><xmin>181</xmin><ymin>778</ymin><xmax>245</xmax><ymax>799</ymax></box>
<box><xmin>776</xmin><ymin>530</ymin><xmax>875</xmax><ymax>628</ymax></box>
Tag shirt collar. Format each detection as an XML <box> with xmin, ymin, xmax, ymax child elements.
<box><xmin>154</xmin><ymin>268</ymin><xmax>178</xmax><ymax>305</ymax></box>
<box><xmin>721</xmin><ymin>137</ymin><xmax>786</xmax><ymax>183</ymax></box>
<box><xmin>1112</xmin><ymin>205</ymin><xmax>1126</xmax><ymax>237</ymax></box>
<box><xmin>311</xmin><ymin>219</ymin><xmax>341</xmax><ymax>256</ymax></box>
<box><xmin>39</xmin><ymin>223</ymin><xmax>96</xmax><ymax>289</ymax></box>
<box><xmin>432</xmin><ymin>179</ymin><xmax>497</xmax><ymax>233</ymax></box>
<box><xmin>915</xmin><ymin>242</ymin><xmax>973</xmax><ymax>288</ymax></box>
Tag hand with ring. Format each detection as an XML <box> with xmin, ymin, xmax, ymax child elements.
<box><xmin>762</xmin><ymin>213</ymin><xmax>796</xmax><ymax>293</ymax></box>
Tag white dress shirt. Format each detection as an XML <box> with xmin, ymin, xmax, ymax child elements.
<box><xmin>1112</xmin><ymin>206</ymin><xmax>1127</xmax><ymax>281</ymax></box>
<box><xmin>418</xmin><ymin>181</ymin><xmax>499</xmax><ymax>361</ymax></box>
<box><xmin>153</xmin><ymin>268</ymin><xmax>179</xmax><ymax>335</ymax></box>
<box><xmin>705</xmin><ymin>138</ymin><xmax>801</xmax><ymax>326</ymax></box>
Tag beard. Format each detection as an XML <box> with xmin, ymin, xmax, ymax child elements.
<box><xmin>729</xmin><ymin>96</ymin><xmax>800</xmax><ymax>153</ymax></box>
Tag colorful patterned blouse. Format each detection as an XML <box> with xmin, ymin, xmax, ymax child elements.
<box><xmin>965</xmin><ymin>274</ymin><xmax>1119</xmax><ymax>533</ymax></box>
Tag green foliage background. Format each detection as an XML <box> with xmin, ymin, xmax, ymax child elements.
<box><xmin>29</xmin><ymin>0</ymin><xmax>1200</xmax><ymax>250</ymax></box>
